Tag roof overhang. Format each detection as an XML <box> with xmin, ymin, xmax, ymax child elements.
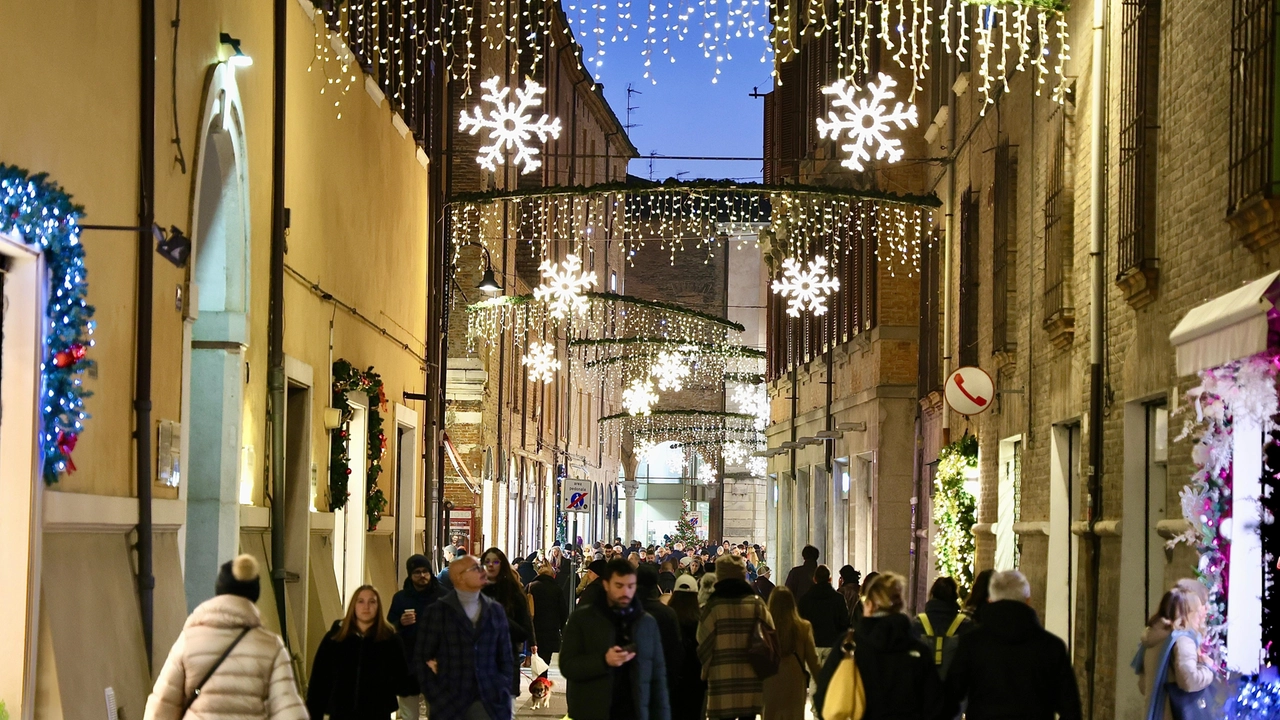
<box><xmin>1169</xmin><ymin>270</ymin><xmax>1280</xmax><ymax>376</ymax></box>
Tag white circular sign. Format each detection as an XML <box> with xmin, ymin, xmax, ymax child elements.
<box><xmin>944</xmin><ymin>366</ymin><xmax>995</xmax><ymax>416</ymax></box>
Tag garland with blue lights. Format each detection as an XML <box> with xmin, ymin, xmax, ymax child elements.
<box><xmin>0</xmin><ymin>164</ymin><xmax>94</xmax><ymax>484</ymax></box>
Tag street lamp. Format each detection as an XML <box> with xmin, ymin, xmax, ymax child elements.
<box><xmin>219</xmin><ymin>33</ymin><xmax>253</xmax><ymax>68</ymax></box>
<box><xmin>457</xmin><ymin>241</ymin><xmax>503</xmax><ymax>294</ymax></box>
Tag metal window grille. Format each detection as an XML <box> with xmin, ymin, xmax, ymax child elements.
<box><xmin>1043</xmin><ymin>105</ymin><xmax>1074</xmax><ymax>322</ymax></box>
<box><xmin>1117</xmin><ymin>0</ymin><xmax>1161</xmax><ymax>276</ymax></box>
<box><xmin>958</xmin><ymin>189</ymin><xmax>980</xmax><ymax>367</ymax></box>
<box><xmin>1013</xmin><ymin>439</ymin><xmax>1023</xmax><ymax>567</ymax></box>
<box><xmin>1229</xmin><ymin>0</ymin><xmax>1277</xmax><ymax>214</ymax></box>
<box><xmin>918</xmin><ymin>230</ymin><xmax>943</xmax><ymax>396</ymax></box>
<box><xmin>992</xmin><ymin>141</ymin><xmax>1016</xmax><ymax>354</ymax></box>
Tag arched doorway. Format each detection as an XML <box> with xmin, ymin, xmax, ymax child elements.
<box><xmin>182</xmin><ymin>65</ymin><xmax>251</xmax><ymax>609</ymax></box>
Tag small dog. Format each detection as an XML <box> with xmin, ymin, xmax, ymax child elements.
<box><xmin>528</xmin><ymin>676</ymin><xmax>554</xmax><ymax>709</ymax></box>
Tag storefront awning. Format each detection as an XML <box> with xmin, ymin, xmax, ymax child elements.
<box><xmin>1169</xmin><ymin>270</ymin><xmax>1280</xmax><ymax>375</ymax></box>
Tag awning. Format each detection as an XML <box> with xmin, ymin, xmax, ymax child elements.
<box><xmin>1169</xmin><ymin>270</ymin><xmax>1280</xmax><ymax>376</ymax></box>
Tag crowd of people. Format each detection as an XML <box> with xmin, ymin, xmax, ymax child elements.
<box><xmin>140</xmin><ymin>538</ymin><xmax>1220</xmax><ymax>720</ymax></box>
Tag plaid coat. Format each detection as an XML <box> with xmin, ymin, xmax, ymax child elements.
<box><xmin>696</xmin><ymin>578</ymin><xmax>774</xmax><ymax>719</ymax></box>
<box><xmin>415</xmin><ymin>591</ymin><xmax>514</xmax><ymax>720</ymax></box>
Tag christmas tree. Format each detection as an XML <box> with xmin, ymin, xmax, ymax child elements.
<box><xmin>671</xmin><ymin>497</ymin><xmax>701</xmax><ymax>547</ymax></box>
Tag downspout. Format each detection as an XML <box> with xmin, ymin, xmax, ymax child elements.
<box><xmin>136</xmin><ymin>0</ymin><xmax>157</xmax><ymax>670</ymax></box>
<box><xmin>941</xmin><ymin>65</ymin><xmax>958</xmax><ymax>447</ymax></box>
<box><xmin>1085</xmin><ymin>0</ymin><xmax>1108</xmax><ymax>715</ymax></box>
<box><xmin>437</xmin><ymin>75</ymin><xmax>457</xmax><ymax>560</ymax></box>
<box><xmin>425</xmin><ymin>0</ymin><xmax>446</xmax><ymax>560</ymax></box>
<box><xmin>268</xmin><ymin>0</ymin><xmax>290</xmax><ymax>648</ymax></box>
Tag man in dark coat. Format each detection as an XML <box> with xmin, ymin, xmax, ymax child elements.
<box><xmin>560</xmin><ymin>559</ymin><xmax>671</xmax><ymax>720</ymax></box>
<box><xmin>635</xmin><ymin>564</ymin><xmax>683</xmax><ymax>699</ymax></box>
<box><xmin>527</xmin><ymin>561</ymin><xmax>566</xmax><ymax>668</ymax></box>
<box><xmin>577</xmin><ymin>558</ymin><xmax>608</xmax><ymax>608</ymax></box>
<box><xmin>943</xmin><ymin>570</ymin><xmax>1082</xmax><ymax>720</ymax></box>
<box><xmin>388</xmin><ymin>554</ymin><xmax>444</xmax><ymax>720</ymax></box>
<box><xmin>784</xmin><ymin>544</ymin><xmax>820</xmax><ymax>602</ymax></box>
<box><xmin>797</xmin><ymin>565</ymin><xmax>850</xmax><ymax>661</ymax></box>
<box><xmin>417</xmin><ymin>555</ymin><xmax>514</xmax><ymax>720</ymax></box>
<box><xmin>516</xmin><ymin>552</ymin><xmax>539</xmax><ymax>586</ymax></box>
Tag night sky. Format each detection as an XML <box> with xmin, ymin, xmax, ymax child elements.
<box><xmin>573</xmin><ymin>18</ymin><xmax>774</xmax><ymax>183</ymax></box>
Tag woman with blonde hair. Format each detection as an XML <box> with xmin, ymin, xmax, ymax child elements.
<box><xmin>307</xmin><ymin>585</ymin><xmax>414</xmax><ymax>720</ymax></box>
<box><xmin>816</xmin><ymin>572</ymin><xmax>941</xmax><ymax>720</ymax></box>
<box><xmin>762</xmin><ymin>587</ymin><xmax>822</xmax><ymax>720</ymax></box>
<box><xmin>1138</xmin><ymin>585</ymin><xmax>1216</xmax><ymax>720</ymax></box>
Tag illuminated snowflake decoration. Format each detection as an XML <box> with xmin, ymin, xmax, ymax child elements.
<box><xmin>459</xmin><ymin>76</ymin><xmax>562</xmax><ymax>175</ymax></box>
<box><xmin>650</xmin><ymin>350</ymin><xmax>691</xmax><ymax>392</ymax></box>
<box><xmin>732</xmin><ymin>384</ymin><xmax>770</xmax><ymax>431</ymax></box>
<box><xmin>746</xmin><ymin>455</ymin><xmax>767</xmax><ymax>477</ymax></box>
<box><xmin>622</xmin><ymin>378</ymin><xmax>659</xmax><ymax>416</ymax></box>
<box><xmin>521</xmin><ymin>341</ymin><xmax>561</xmax><ymax>384</ymax></box>
<box><xmin>771</xmin><ymin>256</ymin><xmax>841</xmax><ymax>317</ymax></box>
<box><xmin>533</xmin><ymin>253</ymin><xmax>597</xmax><ymax>319</ymax></box>
<box><xmin>698</xmin><ymin>463</ymin><xmax>718</xmax><ymax>485</ymax></box>
<box><xmin>816</xmin><ymin>73</ymin><xmax>919</xmax><ymax>172</ymax></box>
<box><xmin>722</xmin><ymin>441</ymin><xmax>750</xmax><ymax>466</ymax></box>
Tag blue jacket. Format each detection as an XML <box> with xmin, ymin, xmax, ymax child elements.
<box><xmin>415</xmin><ymin>591</ymin><xmax>514</xmax><ymax>720</ymax></box>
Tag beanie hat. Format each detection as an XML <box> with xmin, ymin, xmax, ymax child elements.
<box><xmin>216</xmin><ymin>554</ymin><xmax>261</xmax><ymax>602</ymax></box>
<box><xmin>673</xmin><ymin>575</ymin><xmax>699</xmax><ymax>593</ymax></box>
<box><xmin>406</xmin><ymin>554</ymin><xmax>432</xmax><ymax>575</ymax></box>
<box><xmin>715</xmin><ymin>553</ymin><xmax>747</xmax><ymax>581</ymax></box>
<box><xmin>679</xmin><ymin>556</ymin><xmax>694</xmax><ymax>568</ymax></box>
<box><xmin>589</xmin><ymin>559</ymin><xmax>608</xmax><ymax>577</ymax></box>
<box><xmin>636</xmin><ymin>564</ymin><xmax>659</xmax><ymax>588</ymax></box>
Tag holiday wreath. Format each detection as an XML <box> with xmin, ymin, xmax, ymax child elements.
<box><xmin>330</xmin><ymin>359</ymin><xmax>389</xmax><ymax>531</ymax></box>
<box><xmin>0</xmin><ymin>164</ymin><xmax>94</xmax><ymax>484</ymax></box>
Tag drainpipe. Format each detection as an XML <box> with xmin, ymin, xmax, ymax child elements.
<box><xmin>1085</xmin><ymin>0</ymin><xmax>1108</xmax><ymax>715</ymax></box>
<box><xmin>136</xmin><ymin>0</ymin><xmax>157</xmax><ymax>670</ymax></box>
<box><xmin>268</xmin><ymin>0</ymin><xmax>290</xmax><ymax>649</ymax></box>
<box><xmin>940</xmin><ymin>65</ymin><xmax>958</xmax><ymax>447</ymax></box>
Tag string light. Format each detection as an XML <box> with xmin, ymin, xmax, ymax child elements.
<box><xmin>522</xmin><ymin>341</ymin><xmax>561</xmax><ymax>383</ymax></box>
<box><xmin>622</xmin><ymin>377</ymin><xmax>660</xmax><ymax>415</ymax></box>
<box><xmin>459</xmin><ymin>76</ymin><xmax>562</xmax><ymax>175</ymax></box>
<box><xmin>650</xmin><ymin>350</ymin><xmax>691</xmax><ymax>392</ymax></box>
<box><xmin>772</xmin><ymin>255</ymin><xmax>841</xmax><ymax>316</ymax></box>
<box><xmin>532</xmin><ymin>253</ymin><xmax>597</xmax><ymax>319</ymax></box>
<box><xmin>817</xmin><ymin>73</ymin><xmax>918</xmax><ymax>172</ymax></box>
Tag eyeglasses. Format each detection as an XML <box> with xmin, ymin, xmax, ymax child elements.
<box><xmin>463</xmin><ymin>565</ymin><xmax>485</xmax><ymax>574</ymax></box>
<box><xmin>484</xmin><ymin>559</ymin><xmax>503</xmax><ymax>566</ymax></box>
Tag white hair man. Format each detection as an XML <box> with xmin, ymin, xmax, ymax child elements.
<box><xmin>943</xmin><ymin>570</ymin><xmax>1082</xmax><ymax>720</ymax></box>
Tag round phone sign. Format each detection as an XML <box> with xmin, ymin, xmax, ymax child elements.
<box><xmin>944</xmin><ymin>366</ymin><xmax>995</xmax><ymax>416</ymax></box>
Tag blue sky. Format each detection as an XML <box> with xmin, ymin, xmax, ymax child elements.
<box><xmin>575</xmin><ymin>24</ymin><xmax>774</xmax><ymax>182</ymax></box>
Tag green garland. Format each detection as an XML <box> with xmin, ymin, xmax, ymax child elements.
<box><xmin>933</xmin><ymin>433</ymin><xmax>978</xmax><ymax>596</ymax></box>
<box><xmin>329</xmin><ymin>359</ymin><xmax>389</xmax><ymax>531</ymax></box>
<box><xmin>964</xmin><ymin>0</ymin><xmax>1068</xmax><ymax>12</ymax></box>
<box><xmin>571</xmin><ymin>337</ymin><xmax>765</xmax><ymax>357</ymax></box>
<box><xmin>600</xmin><ymin>409</ymin><xmax>757</xmax><ymax>423</ymax></box>
<box><xmin>449</xmin><ymin>177</ymin><xmax>943</xmax><ymax>208</ymax></box>
<box><xmin>469</xmin><ymin>291</ymin><xmax>748</xmax><ymax>333</ymax></box>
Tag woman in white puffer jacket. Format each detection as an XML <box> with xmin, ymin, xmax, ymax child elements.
<box><xmin>144</xmin><ymin>555</ymin><xmax>308</xmax><ymax>720</ymax></box>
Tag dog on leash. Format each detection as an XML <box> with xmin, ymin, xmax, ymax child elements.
<box><xmin>528</xmin><ymin>676</ymin><xmax>554</xmax><ymax>709</ymax></box>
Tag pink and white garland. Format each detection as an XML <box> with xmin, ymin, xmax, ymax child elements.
<box><xmin>1175</xmin><ymin>352</ymin><xmax>1280</xmax><ymax>658</ymax></box>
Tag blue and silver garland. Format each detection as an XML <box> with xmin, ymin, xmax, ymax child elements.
<box><xmin>0</xmin><ymin>164</ymin><xmax>94</xmax><ymax>484</ymax></box>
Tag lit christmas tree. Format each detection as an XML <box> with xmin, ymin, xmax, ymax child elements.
<box><xmin>671</xmin><ymin>497</ymin><xmax>701</xmax><ymax>547</ymax></box>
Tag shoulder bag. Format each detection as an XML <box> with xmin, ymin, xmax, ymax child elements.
<box><xmin>183</xmin><ymin>627</ymin><xmax>253</xmax><ymax>715</ymax></box>
<box><xmin>745</xmin><ymin>604</ymin><xmax>780</xmax><ymax>679</ymax></box>
<box><xmin>822</xmin><ymin>634</ymin><xmax>865</xmax><ymax>720</ymax></box>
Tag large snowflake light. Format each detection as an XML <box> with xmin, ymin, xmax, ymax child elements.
<box><xmin>698</xmin><ymin>463</ymin><xmax>718</xmax><ymax>486</ymax></box>
<box><xmin>816</xmin><ymin>73</ymin><xmax>919</xmax><ymax>172</ymax></box>
<box><xmin>623</xmin><ymin>378</ymin><xmax>659</xmax><ymax>416</ymax></box>
<box><xmin>459</xmin><ymin>76</ymin><xmax>562</xmax><ymax>175</ymax></box>
<box><xmin>771</xmin><ymin>256</ymin><xmax>841</xmax><ymax>317</ymax></box>
<box><xmin>722</xmin><ymin>441</ymin><xmax>750</xmax><ymax>467</ymax></box>
<box><xmin>533</xmin><ymin>253</ymin><xmax>597</xmax><ymax>319</ymax></box>
<box><xmin>521</xmin><ymin>341</ymin><xmax>560</xmax><ymax>384</ymax></box>
<box><xmin>732</xmin><ymin>384</ymin><xmax>770</xmax><ymax>431</ymax></box>
<box><xmin>651</xmin><ymin>350</ymin><xmax>691</xmax><ymax>392</ymax></box>
<box><xmin>746</xmin><ymin>455</ymin><xmax>767</xmax><ymax>478</ymax></box>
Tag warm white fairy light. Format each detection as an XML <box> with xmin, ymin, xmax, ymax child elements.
<box><xmin>459</xmin><ymin>76</ymin><xmax>562</xmax><ymax>174</ymax></box>
<box><xmin>623</xmin><ymin>378</ymin><xmax>659</xmax><ymax>416</ymax></box>
<box><xmin>650</xmin><ymin>350</ymin><xmax>691</xmax><ymax>392</ymax></box>
<box><xmin>817</xmin><ymin>73</ymin><xmax>919</xmax><ymax>173</ymax></box>
<box><xmin>772</xmin><ymin>256</ymin><xmax>841</xmax><ymax>317</ymax></box>
<box><xmin>521</xmin><ymin>341</ymin><xmax>561</xmax><ymax>383</ymax></box>
<box><xmin>533</xmin><ymin>254</ymin><xmax>597</xmax><ymax>319</ymax></box>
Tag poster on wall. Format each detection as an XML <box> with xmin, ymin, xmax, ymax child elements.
<box><xmin>563</xmin><ymin>478</ymin><xmax>592</xmax><ymax>512</ymax></box>
<box><xmin>449</xmin><ymin>508</ymin><xmax>475</xmax><ymax>554</ymax></box>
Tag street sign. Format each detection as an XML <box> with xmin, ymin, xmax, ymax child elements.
<box><xmin>944</xmin><ymin>366</ymin><xmax>995</xmax><ymax>416</ymax></box>
<box><xmin>563</xmin><ymin>477</ymin><xmax>592</xmax><ymax>512</ymax></box>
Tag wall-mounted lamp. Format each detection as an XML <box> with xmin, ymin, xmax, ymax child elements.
<box><xmin>457</xmin><ymin>241</ymin><xmax>503</xmax><ymax>295</ymax></box>
<box><xmin>153</xmin><ymin>224</ymin><xmax>191</xmax><ymax>267</ymax></box>
<box><xmin>322</xmin><ymin>407</ymin><xmax>343</xmax><ymax>431</ymax></box>
<box><xmin>219</xmin><ymin>33</ymin><xmax>253</xmax><ymax>67</ymax></box>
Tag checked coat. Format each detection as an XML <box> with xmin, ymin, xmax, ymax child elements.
<box><xmin>696</xmin><ymin>578</ymin><xmax>775</xmax><ymax>719</ymax></box>
<box><xmin>415</xmin><ymin>591</ymin><xmax>514</xmax><ymax>720</ymax></box>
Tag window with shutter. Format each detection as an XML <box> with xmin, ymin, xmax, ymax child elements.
<box><xmin>1227</xmin><ymin>0</ymin><xmax>1280</xmax><ymax>250</ymax></box>
<box><xmin>764</xmin><ymin>91</ymin><xmax>778</xmax><ymax>184</ymax></box>
<box><xmin>779</xmin><ymin>60</ymin><xmax>804</xmax><ymax>179</ymax></box>
<box><xmin>991</xmin><ymin>140</ymin><xmax>1016</xmax><ymax>355</ymax></box>
<box><xmin>1116</xmin><ymin>0</ymin><xmax>1161</xmax><ymax>305</ymax></box>
<box><xmin>958</xmin><ymin>189</ymin><xmax>979</xmax><ymax>368</ymax></box>
<box><xmin>1043</xmin><ymin>102</ymin><xmax>1075</xmax><ymax>347</ymax></box>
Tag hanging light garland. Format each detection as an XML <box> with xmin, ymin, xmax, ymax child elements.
<box><xmin>0</xmin><ymin>164</ymin><xmax>95</xmax><ymax>485</ymax></box>
<box><xmin>600</xmin><ymin>409</ymin><xmax>762</xmax><ymax>447</ymax></box>
<box><xmin>572</xmin><ymin>338</ymin><xmax>765</xmax><ymax>388</ymax></box>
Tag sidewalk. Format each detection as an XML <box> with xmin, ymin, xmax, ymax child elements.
<box><xmin>513</xmin><ymin>655</ymin><xmax>568</xmax><ymax>719</ymax></box>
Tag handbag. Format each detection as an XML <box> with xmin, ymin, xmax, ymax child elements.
<box><xmin>183</xmin><ymin>627</ymin><xmax>252</xmax><ymax>714</ymax></box>
<box><xmin>529</xmin><ymin>653</ymin><xmax>550</xmax><ymax>677</ymax></box>
<box><xmin>821</xmin><ymin>635</ymin><xmax>865</xmax><ymax>720</ymax></box>
<box><xmin>745</xmin><ymin>616</ymin><xmax>781</xmax><ymax>679</ymax></box>
<box><xmin>1167</xmin><ymin>684</ymin><xmax>1215</xmax><ymax>720</ymax></box>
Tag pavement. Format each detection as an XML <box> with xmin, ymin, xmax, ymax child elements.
<box><xmin>513</xmin><ymin>655</ymin><xmax>568</xmax><ymax>719</ymax></box>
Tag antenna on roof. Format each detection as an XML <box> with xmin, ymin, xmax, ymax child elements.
<box><xmin>626</xmin><ymin>84</ymin><xmax>643</xmax><ymax>132</ymax></box>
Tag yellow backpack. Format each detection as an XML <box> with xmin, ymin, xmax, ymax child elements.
<box><xmin>917</xmin><ymin>613</ymin><xmax>966</xmax><ymax>666</ymax></box>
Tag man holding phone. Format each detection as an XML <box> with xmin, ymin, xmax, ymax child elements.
<box><xmin>388</xmin><ymin>554</ymin><xmax>443</xmax><ymax>720</ymax></box>
<box><xmin>559</xmin><ymin>559</ymin><xmax>671</xmax><ymax>720</ymax></box>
